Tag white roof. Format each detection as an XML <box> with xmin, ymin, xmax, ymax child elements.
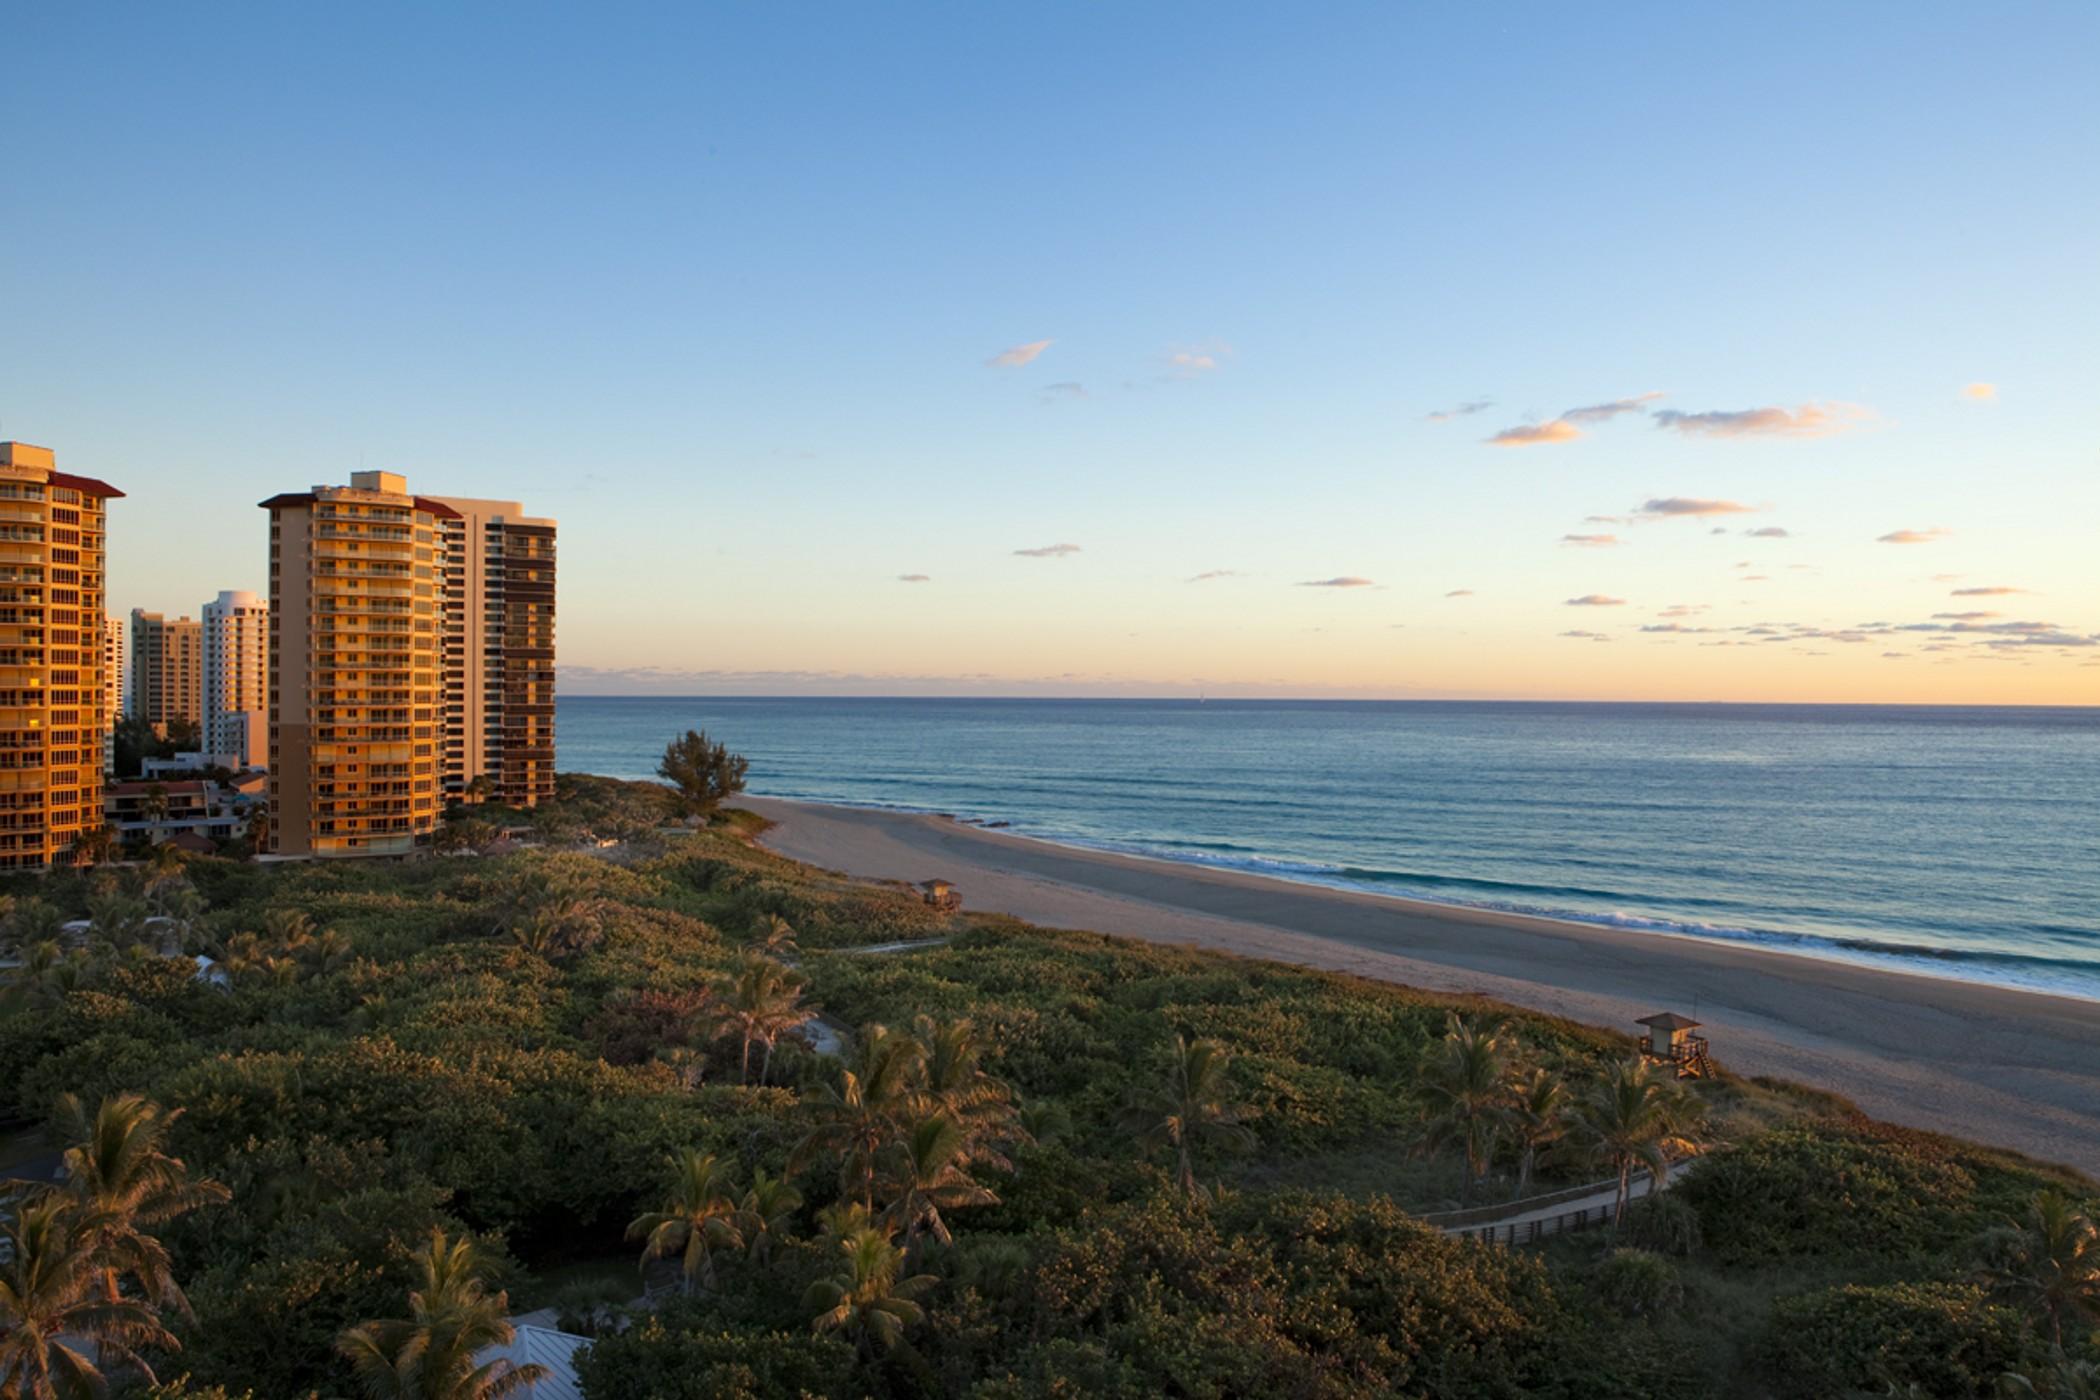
<box><xmin>476</xmin><ymin>1324</ymin><xmax>588</xmax><ymax>1400</ymax></box>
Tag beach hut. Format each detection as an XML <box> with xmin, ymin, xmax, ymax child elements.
<box><xmin>920</xmin><ymin>879</ymin><xmax>961</xmax><ymax>912</ymax></box>
<box><xmin>1635</xmin><ymin>1012</ymin><xmax>1713</xmax><ymax>1079</ymax></box>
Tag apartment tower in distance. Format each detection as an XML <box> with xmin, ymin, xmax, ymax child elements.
<box><xmin>430</xmin><ymin>496</ymin><xmax>558</xmax><ymax>807</ymax></box>
<box><xmin>202</xmin><ymin>588</ymin><xmax>268</xmax><ymax>767</ymax></box>
<box><xmin>0</xmin><ymin>443</ymin><xmax>122</xmax><ymax>870</ymax></box>
<box><xmin>101</xmin><ymin>614</ymin><xmax>125</xmax><ymax>775</ymax></box>
<box><xmin>130</xmin><ymin>608</ymin><xmax>203</xmax><ymax>739</ymax></box>
<box><xmin>264</xmin><ymin>472</ymin><xmax>448</xmax><ymax>857</ymax></box>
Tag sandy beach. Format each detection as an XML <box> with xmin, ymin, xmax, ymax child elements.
<box><xmin>742</xmin><ymin>795</ymin><xmax>2100</xmax><ymax>1175</ymax></box>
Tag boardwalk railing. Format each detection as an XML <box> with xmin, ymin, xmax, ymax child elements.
<box><xmin>1416</xmin><ymin>1175</ymin><xmax>1626</xmax><ymax>1230</ymax></box>
<box><xmin>1447</xmin><ymin>1198</ymin><xmax>1625</xmax><ymax>1248</ymax></box>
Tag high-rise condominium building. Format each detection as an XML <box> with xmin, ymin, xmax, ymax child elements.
<box><xmin>202</xmin><ymin>588</ymin><xmax>268</xmax><ymax>767</ymax></box>
<box><xmin>430</xmin><ymin>497</ymin><xmax>557</xmax><ymax>807</ymax></box>
<box><xmin>263</xmin><ymin>471</ymin><xmax>448</xmax><ymax>858</ymax></box>
<box><xmin>0</xmin><ymin>443</ymin><xmax>122</xmax><ymax>870</ymax></box>
<box><xmin>101</xmin><ymin>615</ymin><xmax>125</xmax><ymax>775</ymax></box>
<box><xmin>130</xmin><ymin>609</ymin><xmax>203</xmax><ymax>738</ymax></box>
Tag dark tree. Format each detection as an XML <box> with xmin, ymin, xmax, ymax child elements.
<box><xmin>657</xmin><ymin>729</ymin><xmax>749</xmax><ymax>818</ymax></box>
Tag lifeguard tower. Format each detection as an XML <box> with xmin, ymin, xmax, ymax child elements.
<box><xmin>920</xmin><ymin>879</ymin><xmax>962</xmax><ymax>912</ymax></box>
<box><xmin>1636</xmin><ymin>1012</ymin><xmax>1714</xmax><ymax>1079</ymax></box>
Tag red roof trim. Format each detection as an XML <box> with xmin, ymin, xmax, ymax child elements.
<box><xmin>415</xmin><ymin>496</ymin><xmax>463</xmax><ymax>520</ymax></box>
<box><xmin>49</xmin><ymin>471</ymin><xmax>125</xmax><ymax>499</ymax></box>
<box><xmin>259</xmin><ymin>492</ymin><xmax>317</xmax><ymax>510</ymax></box>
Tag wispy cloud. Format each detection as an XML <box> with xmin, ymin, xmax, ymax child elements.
<box><xmin>1933</xmin><ymin>610</ymin><xmax>2000</xmax><ymax>620</ymax></box>
<box><xmin>1744</xmin><ymin>527</ymin><xmax>1791</xmax><ymax>538</ymax></box>
<box><xmin>1445</xmin><ymin>588</ymin><xmax>1474</xmax><ymax>598</ymax></box>
<box><xmin>1486</xmin><ymin>419</ymin><xmax>1582</xmax><ymax>446</ymax></box>
<box><xmin>896</xmin><ymin>573</ymin><xmax>931</xmax><ymax>583</ymax></box>
<box><xmin>1565</xmin><ymin>594</ymin><xmax>1626</xmax><ymax>607</ymax></box>
<box><xmin>1962</xmin><ymin>382</ymin><xmax>1998</xmax><ymax>401</ymax></box>
<box><xmin>1635</xmin><ymin>497</ymin><xmax>1757</xmax><ymax>518</ymax></box>
<box><xmin>1014</xmin><ymin>542</ymin><xmax>1081</xmax><ymax>558</ymax></box>
<box><xmin>1640</xmin><ymin>623</ymin><xmax>1719</xmax><ymax>634</ymax></box>
<box><xmin>1652</xmin><ymin>402</ymin><xmax>1865</xmax><ymax>438</ymax></box>
<box><xmin>1165</xmin><ymin>341</ymin><xmax>1231</xmax><ymax>377</ymax></box>
<box><xmin>986</xmin><ymin>339</ymin><xmax>1053</xmax><ymax>368</ymax></box>
<box><xmin>1951</xmin><ymin>586</ymin><xmax>2028</xmax><ymax>597</ymax></box>
<box><xmin>1658</xmin><ymin>604</ymin><xmax>1709</xmax><ymax>618</ymax></box>
<box><xmin>1561</xmin><ymin>392</ymin><xmax>1664</xmax><ymax>425</ymax></box>
<box><xmin>1585</xmin><ymin>514</ymin><xmax>1631</xmax><ymax>525</ymax></box>
<box><xmin>1426</xmin><ymin>399</ymin><xmax>1494</xmax><ymax>422</ymax></box>
<box><xmin>1561</xmin><ymin>534</ymin><xmax>1620</xmax><ymax>547</ymax></box>
<box><xmin>1041</xmin><ymin>381</ymin><xmax>1085</xmax><ymax>398</ymax></box>
<box><xmin>1298</xmin><ymin>576</ymin><xmax>1375</xmax><ymax>588</ymax></box>
<box><xmin>1560</xmin><ymin>629</ymin><xmax>1613</xmax><ymax>642</ymax></box>
<box><xmin>1876</xmin><ymin>527</ymin><xmax>1950</xmax><ymax>545</ymax></box>
<box><xmin>1188</xmin><ymin>569</ymin><xmax>1241</xmax><ymax>582</ymax></box>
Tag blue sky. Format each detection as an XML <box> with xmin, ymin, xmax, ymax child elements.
<box><xmin>5</xmin><ymin>3</ymin><xmax>2097</xmax><ymax>700</ymax></box>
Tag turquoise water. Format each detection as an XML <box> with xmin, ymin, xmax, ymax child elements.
<box><xmin>559</xmin><ymin>698</ymin><xmax>2100</xmax><ymax>1000</ymax></box>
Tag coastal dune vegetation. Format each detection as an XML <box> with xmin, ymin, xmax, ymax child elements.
<box><xmin>0</xmin><ymin>771</ymin><xmax>2095</xmax><ymax>1398</ymax></box>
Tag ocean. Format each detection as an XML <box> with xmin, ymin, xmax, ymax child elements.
<box><xmin>558</xmin><ymin>697</ymin><xmax>2100</xmax><ymax>1000</ymax></box>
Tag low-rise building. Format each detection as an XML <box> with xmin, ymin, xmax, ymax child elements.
<box><xmin>105</xmin><ymin>778</ymin><xmax>243</xmax><ymax>850</ymax></box>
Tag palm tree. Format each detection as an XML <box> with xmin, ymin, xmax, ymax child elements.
<box><xmin>793</xmin><ymin>1023</ymin><xmax>924</xmax><ymax>1209</ymax></box>
<box><xmin>1418</xmin><ymin>1014</ymin><xmax>1512</xmax><ymax>1205</ymax></box>
<box><xmin>242</xmin><ymin>798</ymin><xmax>270</xmax><ymax>854</ymax></box>
<box><xmin>70</xmin><ymin>823</ymin><xmax>116</xmax><ymax>868</ymax></box>
<box><xmin>1572</xmin><ymin>1057</ymin><xmax>1704</xmax><ymax>1221</ymax></box>
<box><xmin>84</xmin><ymin>883</ymin><xmax>148</xmax><ymax>953</ymax></box>
<box><xmin>804</xmin><ymin>1223</ymin><xmax>936</xmax><ymax>1360</ymax></box>
<box><xmin>139</xmin><ymin>783</ymin><xmax>171</xmax><ymax>839</ymax></box>
<box><xmin>707</xmin><ymin>955</ymin><xmax>812</xmax><ymax>1084</ymax></box>
<box><xmin>911</xmin><ymin>1015</ymin><xmax>1023</xmax><ymax>1173</ymax></box>
<box><xmin>55</xmin><ymin>1091</ymin><xmax>231</xmax><ymax>1313</ymax></box>
<box><xmin>878</xmin><ymin>1113</ymin><xmax>998</xmax><ymax>1253</ymax></box>
<box><xmin>0</xmin><ymin>1195</ymin><xmax>180</xmax><ymax>1396</ymax></box>
<box><xmin>261</xmin><ymin>908</ymin><xmax>317</xmax><ymax>948</ymax></box>
<box><xmin>1984</xmin><ymin>1191</ymin><xmax>2100</xmax><ymax>1348</ymax></box>
<box><xmin>335</xmin><ymin>1229</ymin><xmax>547</xmax><ymax>1400</ymax></box>
<box><xmin>626</xmin><ymin>1150</ymin><xmax>745</xmax><ymax>1294</ymax></box>
<box><xmin>305</xmin><ymin>926</ymin><xmax>356</xmax><ymax>974</ymax></box>
<box><xmin>737</xmin><ymin>1168</ymin><xmax>803</xmax><ymax>1265</ymax></box>
<box><xmin>1999</xmin><ymin>1350</ymin><xmax>2100</xmax><ymax>1399</ymax></box>
<box><xmin>753</xmin><ymin>913</ymin><xmax>798</xmax><ymax>961</ymax></box>
<box><xmin>1122</xmin><ymin>1033</ymin><xmax>1256</xmax><ymax>1199</ymax></box>
<box><xmin>1505</xmin><ymin>1066</ymin><xmax>1569</xmax><ymax>1199</ymax></box>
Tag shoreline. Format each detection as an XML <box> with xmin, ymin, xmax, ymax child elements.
<box><xmin>732</xmin><ymin>790</ymin><xmax>2099</xmax><ymax>1005</ymax></box>
<box><xmin>739</xmin><ymin>794</ymin><xmax>2100</xmax><ymax>1173</ymax></box>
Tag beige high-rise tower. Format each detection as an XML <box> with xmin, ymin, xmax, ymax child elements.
<box><xmin>101</xmin><ymin>615</ymin><xmax>125</xmax><ymax>775</ymax></box>
<box><xmin>130</xmin><ymin>609</ymin><xmax>203</xmax><ymax>738</ymax></box>
<box><xmin>263</xmin><ymin>471</ymin><xmax>448</xmax><ymax>857</ymax></box>
<box><xmin>202</xmin><ymin>588</ymin><xmax>268</xmax><ymax>767</ymax></box>
<box><xmin>430</xmin><ymin>497</ymin><xmax>557</xmax><ymax>807</ymax></box>
<box><xmin>0</xmin><ymin>443</ymin><xmax>122</xmax><ymax>870</ymax></box>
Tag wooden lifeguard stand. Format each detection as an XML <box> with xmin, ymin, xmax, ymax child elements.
<box><xmin>1636</xmin><ymin>1012</ymin><xmax>1714</xmax><ymax>1079</ymax></box>
<box><xmin>920</xmin><ymin>879</ymin><xmax>962</xmax><ymax>913</ymax></box>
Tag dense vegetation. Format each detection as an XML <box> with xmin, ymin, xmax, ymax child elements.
<box><xmin>1</xmin><ymin>772</ymin><xmax>2094</xmax><ymax>1398</ymax></box>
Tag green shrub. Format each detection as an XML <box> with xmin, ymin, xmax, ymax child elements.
<box><xmin>1758</xmin><ymin>1281</ymin><xmax>2036</xmax><ymax>1398</ymax></box>
<box><xmin>1592</xmin><ymin>1248</ymin><xmax>1682</xmax><ymax>1316</ymax></box>
<box><xmin>1621</xmin><ymin>1192</ymin><xmax>1702</xmax><ymax>1257</ymax></box>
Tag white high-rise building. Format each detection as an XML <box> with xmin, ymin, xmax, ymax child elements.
<box><xmin>102</xmin><ymin>615</ymin><xmax>125</xmax><ymax>774</ymax></box>
<box><xmin>202</xmin><ymin>588</ymin><xmax>268</xmax><ymax>768</ymax></box>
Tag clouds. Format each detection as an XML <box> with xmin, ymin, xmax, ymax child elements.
<box><xmin>1041</xmin><ymin>381</ymin><xmax>1085</xmax><ymax>398</ymax></box>
<box><xmin>1165</xmin><ymin>341</ymin><xmax>1231</xmax><ymax>378</ymax></box>
<box><xmin>1298</xmin><ymin>576</ymin><xmax>1375</xmax><ymax>588</ymax></box>
<box><xmin>896</xmin><ymin>573</ymin><xmax>931</xmax><ymax>583</ymax></box>
<box><xmin>1486</xmin><ymin>419</ymin><xmax>1583</xmax><ymax>446</ymax></box>
<box><xmin>1744</xmin><ymin>527</ymin><xmax>1791</xmax><ymax>538</ymax></box>
<box><xmin>1013</xmin><ymin>542</ymin><xmax>1081</xmax><ymax>558</ymax></box>
<box><xmin>1444</xmin><ymin>589</ymin><xmax>1475</xmax><ymax>598</ymax></box>
<box><xmin>986</xmin><ymin>339</ymin><xmax>1053</xmax><ymax>368</ymax></box>
<box><xmin>1565</xmin><ymin>594</ymin><xmax>1626</xmax><ymax>607</ymax></box>
<box><xmin>1651</xmin><ymin>401</ymin><xmax>1865</xmax><ymax>438</ymax></box>
<box><xmin>1951</xmin><ymin>585</ymin><xmax>2027</xmax><ymax>596</ymax></box>
<box><xmin>1188</xmin><ymin>569</ymin><xmax>1241</xmax><ymax>582</ymax></box>
<box><xmin>1426</xmin><ymin>399</ymin><xmax>1494</xmax><ymax>422</ymax></box>
<box><xmin>1876</xmin><ymin>527</ymin><xmax>1950</xmax><ymax>545</ymax></box>
<box><xmin>1561</xmin><ymin>392</ymin><xmax>1665</xmax><ymax>424</ymax></box>
<box><xmin>1560</xmin><ymin>629</ymin><xmax>1612</xmax><ymax>642</ymax></box>
<box><xmin>1636</xmin><ymin>497</ymin><xmax>1756</xmax><ymax>518</ymax></box>
<box><xmin>1962</xmin><ymin>382</ymin><xmax>1998</xmax><ymax>401</ymax></box>
<box><xmin>1560</xmin><ymin>534</ymin><xmax>1619</xmax><ymax>547</ymax></box>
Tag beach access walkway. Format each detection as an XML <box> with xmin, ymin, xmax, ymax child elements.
<box><xmin>1429</xmin><ymin>1162</ymin><xmax>1686</xmax><ymax>1246</ymax></box>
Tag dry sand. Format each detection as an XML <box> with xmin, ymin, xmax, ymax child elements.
<box><xmin>741</xmin><ymin>796</ymin><xmax>2100</xmax><ymax>1175</ymax></box>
